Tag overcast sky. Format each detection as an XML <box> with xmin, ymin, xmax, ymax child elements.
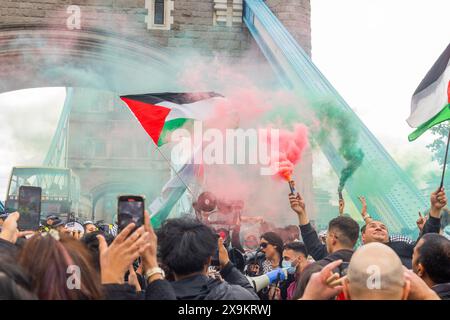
<box><xmin>311</xmin><ymin>0</ymin><xmax>450</xmax><ymax>189</ymax></box>
<box><xmin>0</xmin><ymin>1</ymin><xmax>449</xmax><ymax>198</ymax></box>
<box><xmin>0</xmin><ymin>88</ymin><xmax>66</xmax><ymax>197</ymax></box>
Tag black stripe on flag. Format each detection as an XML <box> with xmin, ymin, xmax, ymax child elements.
<box><xmin>120</xmin><ymin>92</ymin><xmax>223</xmax><ymax>105</ymax></box>
<box><xmin>414</xmin><ymin>43</ymin><xmax>450</xmax><ymax>96</ymax></box>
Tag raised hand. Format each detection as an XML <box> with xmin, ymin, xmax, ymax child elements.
<box><xmin>416</xmin><ymin>211</ymin><xmax>427</xmax><ymax>231</ymax></box>
<box><xmin>430</xmin><ymin>188</ymin><xmax>447</xmax><ymax>217</ymax></box>
<box><xmin>300</xmin><ymin>259</ymin><xmax>344</xmax><ymax>300</ymax></box>
<box><xmin>218</xmin><ymin>237</ymin><xmax>230</xmax><ymax>269</ymax></box>
<box><xmin>289</xmin><ymin>193</ymin><xmax>308</xmax><ymax>225</ymax></box>
<box><xmin>141</xmin><ymin>211</ymin><xmax>159</xmax><ymax>271</ymax></box>
<box><xmin>128</xmin><ymin>265</ymin><xmax>142</xmax><ymax>292</ymax></box>
<box><xmin>358</xmin><ymin>196</ymin><xmax>367</xmax><ymax>214</ymax></box>
<box><xmin>358</xmin><ymin>196</ymin><xmax>373</xmax><ymax>223</ymax></box>
<box><xmin>289</xmin><ymin>193</ymin><xmax>306</xmax><ymax>216</ymax></box>
<box><xmin>0</xmin><ymin>212</ymin><xmax>20</xmax><ymax>244</ymax></box>
<box><xmin>97</xmin><ymin>223</ymin><xmax>150</xmax><ymax>284</ymax></box>
<box><xmin>339</xmin><ymin>198</ymin><xmax>345</xmax><ymax>216</ymax></box>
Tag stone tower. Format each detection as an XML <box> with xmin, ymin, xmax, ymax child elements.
<box><xmin>0</xmin><ymin>0</ymin><xmax>313</xmax><ymax>223</ymax></box>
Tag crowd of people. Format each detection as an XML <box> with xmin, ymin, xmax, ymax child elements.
<box><xmin>0</xmin><ymin>188</ymin><xmax>449</xmax><ymax>300</ymax></box>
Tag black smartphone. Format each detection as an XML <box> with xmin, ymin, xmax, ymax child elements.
<box><xmin>338</xmin><ymin>261</ymin><xmax>350</xmax><ymax>277</ymax></box>
<box><xmin>117</xmin><ymin>195</ymin><xmax>145</xmax><ymax>232</ymax></box>
<box><xmin>211</xmin><ymin>249</ymin><xmax>220</xmax><ymax>266</ymax></box>
<box><xmin>17</xmin><ymin>186</ymin><xmax>42</xmax><ymax>231</ymax></box>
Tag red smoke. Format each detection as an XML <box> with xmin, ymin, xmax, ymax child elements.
<box><xmin>271</xmin><ymin>125</ymin><xmax>309</xmax><ymax>181</ymax></box>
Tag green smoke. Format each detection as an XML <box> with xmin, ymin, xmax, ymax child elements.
<box><xmin>313</xmin><ymin>100</ymin><xmax>365</xmax><ymax>194</ymax></box>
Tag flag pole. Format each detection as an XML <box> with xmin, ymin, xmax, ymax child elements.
<box><xmin>153</xmin><ymin>144</ymin><xmax>196</xmax><ymax>197</ymax></box>
<box><xmin>438</xmin><ymin>124</ymin><xmax>450</xmax><ymax>190</ymax></box>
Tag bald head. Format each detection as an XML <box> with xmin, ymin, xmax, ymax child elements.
<box><xmin>344</xmin><ymin>243</ymin><xmax>408</xmax><ymax>300</ymax></box>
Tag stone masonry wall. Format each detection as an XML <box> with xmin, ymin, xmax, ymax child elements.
<box><xmin>265</xmin><ymin>0</ymin><xmax>311</xmax><ymax>56</ymax></box>
<box><xmin>0</xmin><ymin>0</ymin><xmax>311</xmax><ymax>57</ymax></box>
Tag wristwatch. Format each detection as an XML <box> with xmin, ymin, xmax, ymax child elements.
<box><xmin>145</xmin><ymin>267</ymin><xmax>165</xmax><ymax>281</ymax></box>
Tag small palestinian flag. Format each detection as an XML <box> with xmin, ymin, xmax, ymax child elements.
<box><xmin>120</xmin><ymin>92</ymin><xmax>224</xmax><ymax>146</ymax></box>
<box><xmin>407</xmin><ymin>43</ymin><xmax>450</xmax><ymax>141</ymax></box>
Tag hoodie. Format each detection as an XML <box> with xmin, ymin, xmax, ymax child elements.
<box><xmin>171</xmin><ymin>262</ymin><xmax>259</xmax><ymax>300</ymax></box>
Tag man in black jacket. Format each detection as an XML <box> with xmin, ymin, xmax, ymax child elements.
<box><xmin>412</xmin><ymin>233</ymin><xmax>450</xmax><ymax>299</ymax></box>
<box><xmin>289</xmin><ymin>193</ymin><xmax>359</xmax><ymax>267</ymax></box>
<box><xmin>157</xmin><ymin>218</ymin><xmax>259</xmax><ymax>300</ymax></box>
<box><xmin>359</xmin><ymin>188</ymin><xmax>446</xmax><ymax>268</ymax></box>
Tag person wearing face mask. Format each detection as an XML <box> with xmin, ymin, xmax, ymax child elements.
<box><xmin>281</xmin><ymin>242</ymin><xmax>309</xmax><ymax>300</ymax></box>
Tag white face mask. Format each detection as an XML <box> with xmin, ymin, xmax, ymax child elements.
<box><xmin>281</xmin><ymin>260</ymin><xmax>292</xmax><ymax>269</ymax></box>
<box><xmin>281</xmin><ymin>260</ymin><xmax>297</xmax><ymax>274</ymax></box>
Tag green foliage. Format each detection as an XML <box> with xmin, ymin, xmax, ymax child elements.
<box><xmin>426</xmin><ymin>123</ymin><xmax>450</xmax><ymax>166</ymax></box>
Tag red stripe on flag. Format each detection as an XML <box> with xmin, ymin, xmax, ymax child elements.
<box><xmin>121</xmin><ymin>97</ymin><xmax>171</xmax><ymax>145</ymax></box>
<box><xmin>448</xmin><ymin>80</ymin><xmax>450</xmax><ymax>103</ymax></box>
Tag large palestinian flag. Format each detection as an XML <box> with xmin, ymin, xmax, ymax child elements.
<box><xmin>120</xmin><ymin>92</ymin><xmax>224</xmax><ymax>146</ymax></box>
<box><xmin>408</xmin><ymin>43</ymin><xmax>450</xmax><ymax>141</ymax></box>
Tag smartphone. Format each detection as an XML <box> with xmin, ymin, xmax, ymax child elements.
<box><xmin>17</xmin><ymin>186</ymin><xmax>42</xmax><ymax>231</ymax></box>
<box><xmin>117</xmin><ymin>195</ymin><xmax>145</xmax><ymax>232</ymax></box>
<box><xmin>211</xmin><ymin>250</ymin><xmax>221</xmax><ymax>266</ymax></box>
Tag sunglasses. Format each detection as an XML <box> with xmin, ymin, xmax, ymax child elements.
<box><xmin>260</xmin><ymin>242</ymin><xmax>269</xmax><ymax>249</ymax></box>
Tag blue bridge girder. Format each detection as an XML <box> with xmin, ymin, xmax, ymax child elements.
<box><xmin>243</xmin><ymin>0</ymin><xmax>428</xmax><ymax>232</ymax></box>
<box><xmin>42</xmin><ymin>2</ymin><xmax>428</xmax><ymax>233</ymax></box>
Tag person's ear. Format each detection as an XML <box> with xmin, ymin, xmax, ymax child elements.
<box><xmin>333</xmin><ymin>235</ymin><xmax>338</xmax><ymax>246</ymax></box>
<box><xmin>343</xmin><ymin>278</ymin><xmax>351</xmax><ymax>300</ymax></box>
<box><xmin>361</xmin><ymin>233</ymin><xmax>366</xmax><ymax>244</ymax></box>
<box><xmin>416</xmin><ymin>263</ymin><xmax>424</xmax><ymax>278</ymax></box>
<box><xmin>402</xmin><ymin>278</ymin><xmax>411</xmax><ymax>300</ymax></box>
<box><xmin>329</xmin><ymin>233</ymin><xmax>337</xmax><ymax>246</ymax></box>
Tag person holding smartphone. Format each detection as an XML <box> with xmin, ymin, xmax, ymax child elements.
<box><xmin>117</xmin><ymin>195</ymin><xmax>145</xmax><ymax>232</ymax></box>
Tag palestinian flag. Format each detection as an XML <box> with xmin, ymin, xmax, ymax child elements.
<box><xmin>149</xmin><ymin>145</ymin><xmax>203</xmax><ymax>228</ymax></box>
<box><xmin>408</xmin><ymin>43</ymin><xmax>450</xmax><ymax>141</ymax></box>
<box><xmin>120</xmin><ymin>92</ymin><xmax>224</xmax><ymax>146</ymax></box>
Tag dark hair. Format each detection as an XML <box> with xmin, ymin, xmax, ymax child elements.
<box><xmin>328</xmin><ymin>216</ymin><xmax>359</xmax><ymax>248</ymax></box>
<box><xmin>417</xmin><ymin>233</ymin><xmax>450</xmax><ymax>284</ymax></box>
<box><xmin>292</xmin><ymin>263</ymin><xmax>323</xmax><ymax>299</ymax></box>
<box><xmin>0</xmin><ymin>272</ymin><xmax>37</xmax><ymax>300</ymax></box>
<box><xmin>283</xmin><ymin>241</ymin><xmax>308</xmax><ymax>257</ymax></box>
<box><xmin>81</xmin><ymin>231</ymin><xmax>115</xmax><ymax>271</ymax></box>
<box><xmin>157</xmin><ymin>218</ymin><xmax>217</xmax><ymax>276</ymax></box>
<box><xmin>261</xmin><ymin>232</ymin><xmax>284</xmax><ymax>265</ymax></box>
<box><xmin>18</xmin><ymin>233</ymin><xmax>104</xmax><ymax>300</ymax></box>
<box><xmin>0</xmin><ymin>254</ymin><xmax>36</xmax><ymax>300</ymax></box>
<box><xmin>360</xmin><ymin>224</ymin><xmax>366</xmax><ymax>234</ymax></box>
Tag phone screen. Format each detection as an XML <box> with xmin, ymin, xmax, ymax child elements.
<box><xmin>118</xmin><ymin>195</ymin><xmax>144</xmax><ymax>232</ymax></box>
<box><xmin>18</xmin><ymin>186</ymin><xmax>42</xmax><ymax>231</ymax></box>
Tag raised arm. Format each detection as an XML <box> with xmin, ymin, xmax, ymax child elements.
<box><xmin>420</xmin><ymin>188</ymin><xmax>447</xmax><ymax>239</ymax></box>
<box><xmin>359</xmin><ymin>196</ymin><xmax>373</xmax><ymax>224</ymax></box>
<box><xmin>289</xmin><ymin>193</ymin><xmax>327</xmax><ymax>261</ymax></box>
<box><xmin>338</xmin><ymin>198</ymin><xmax>345</xmax><ymax>216</ymax></box>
